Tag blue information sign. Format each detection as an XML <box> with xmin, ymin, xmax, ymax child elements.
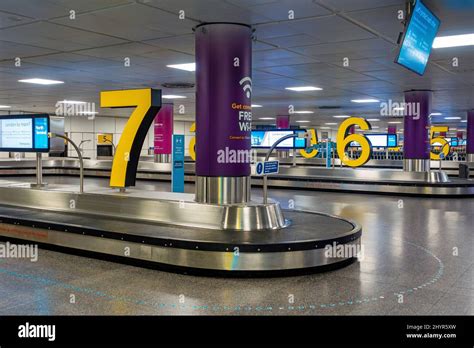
<box><xmin>255</xmin><ymin>160</ymin><xmax>279</xmax><ymax>175</ymax></box>
<box><xmin>172</xmin><ymin>134</ymin><xmax>185</xmax><ymax>193</ymax></box>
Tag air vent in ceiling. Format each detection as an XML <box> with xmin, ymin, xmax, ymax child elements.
<box><xmin>161</xmin><ymin>82</ymin><xmax>195</xmax><ymax>89</ymax></box>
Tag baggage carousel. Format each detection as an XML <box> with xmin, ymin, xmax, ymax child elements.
<box><xmin>1</xmin><ymin>158</ymin><xmax>473</xmax><ymax>197</ymax></box>
<box><xmin>0</xmin><ymin>180</ymin><xmax>361</xmax><ymax>275</ymax></box>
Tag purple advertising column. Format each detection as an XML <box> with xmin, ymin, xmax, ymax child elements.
<box><xmin>467</xmin><ymin>110</ymin><xmax>474</xmax><ymax>162</ymax></box>
<box><xmin>276</xmin><ymin>115</ymin><xmax>290</xmax><ymax>129</ymax></box>
<box><xmin>403</xmin><ymin>90</ymin><xmax>432</xmax><ymax>172</ymax></box>
<box><xmin>195</xmin><ymin>23</ymin><xmax>252</xmax><ymax>204</ymax></box>
<box><xmin>154</xmin><ymin>103</ymin><xmax>173</xmax><ymax>163</ymax></box>
<box><xmin>276</xmin><ymin>115</ymin><xmax>290</xmax><ymax>158</ymax></box>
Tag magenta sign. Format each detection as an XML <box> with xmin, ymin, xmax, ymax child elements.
<box><xmin>154</xmin><ymin>104</ymin><xmax>173</xmax><ymax>155</ymax></box>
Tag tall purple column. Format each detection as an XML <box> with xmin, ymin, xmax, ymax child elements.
<box><xmin>195</xmin><ymin>23</ymin><xmax>252</xmax><ymax>204</ymax></box>
<box><xmin>276</xmin><ymin>115</ymin><xmax>290</xmax><ymax>129</ymax></box>
<box><xmin>388</xmin><ymin>125</ymin><xmax>397</xmax><ymax>134</ymax></box>
<box><xmin>467</xmin><ymin>110</ymin><xmax>474</xmax><ymax>162</ymax></box>
<box><xmin>403</xmin><ymin>90</ymin><xmax>432</xmax><ymax>172</ymax></box>
<box><xmin>153</xmin><ymin>103</ymin><xmax>173</xmax><ymax>163</ymax></box>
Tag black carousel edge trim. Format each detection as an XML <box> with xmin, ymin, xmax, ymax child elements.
<box><xmin>0</xmin><ymin>234</ymin><xmax>358</xmax><ymax>278</ymax></box>
<box><xmin>0</xmin><ymin>214</ymin><xmax>361</xmax><ymax>253</ymax></box>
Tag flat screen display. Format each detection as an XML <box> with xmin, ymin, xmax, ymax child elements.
<box><xmin>0</xmin><ymin>114</ymin><xmax>50</xmax><ymax>152</ymax></box>
<box><xmin>251</xmin><ymin>129</ymin><xmax>306</xmax><ymax>149</ymax></box>
<box><xmin>395</xmin><ymin>0</ymin><xmax>440</xmax><ymax>75</ymax></box>
<box><xmin>350</xmin><ymin>134</ymin><xmax>397</xmax><ymax>148</ymax></box>
<box><xmin>450</xmin><ymin>137</ymin><xmax>458</xmax><ymax>147</ymax></box>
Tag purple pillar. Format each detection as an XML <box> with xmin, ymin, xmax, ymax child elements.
<box><xmin>154</xmin><ymin>104</ymin><xmax>173</xmax><ymax>162</ymax></box>
<box><xmin>403</xmin><ymin>90</ymin><xmax>432</xmax><ymax>171</ymax></box>
<box><xmin>388</xmin><ymin>125</ymin><xmax>397</xmax><ymax>134</ymax></box>
<box><xmin>467</xmin><ymin>110</ymin><xmax>474</xmax><ymax>156</ymax></box>
<box><xmin>276</xmin><ymin>115</ymin><xmax>290</xmax><ymax>129</ymax></box>
<box><xmin>195</xmin><ymin>23</ymin><xmax>252</xmax><ymax>204</ymax></box>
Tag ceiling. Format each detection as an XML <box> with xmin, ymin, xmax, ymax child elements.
<box><xmin>0</xmin><ymin>0</ymin><xmax>473</xmax><ymax>134</ymax></box>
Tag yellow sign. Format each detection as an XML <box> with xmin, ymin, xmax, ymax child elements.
<box><xmin>97</xmin><ymin>133</ymin><xmax>113</xmax><ymax>145</ymax></box>
<box><xmin>430</xmin><ymin>126</ymin><xmax>449</xmax><ymax>160</ymax></box>
<box><xmin>299</xmin><ymin>128</ymin><xmax>319</xmax><ymax>158</ymax></box>
<box><xmin>100</xmin><ymin>88</ymin><xmax>161</xmax><ymax>188</ymax></box>
<box><xmin>189</xmin><ymin>122</ymin><xmax>196</xmax><ymax>161</ymax></box>
<box><xmin>336</xmin><ymin>117</ymin><xmax>372</xmax><ymax>167</ymax></box>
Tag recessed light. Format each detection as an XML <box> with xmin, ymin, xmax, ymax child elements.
<box><xmin>333</xmin><ymin>115</ymin><xmax>350</xmax><ymax>118</ymax></box>
<box><xmin>371</xmin><ymin>126</ymin><xmax>380</xmax><ymax>129</ymax></box>
<box><xmin>166</xmin><ymin>63</ymin><xmax>196</xmax><ymax>72</ymax></box>
<box><xmin>367</xmin><ymin>118</ymin><xmax>380</xmax><ymax>121</ymax></box>
<box><xmin>296</xmin><ymin>120</ymin><xmax>310</xmax><ymax>123</ymax></box>
<box><xmin>19</xmin><ymin>78</ymin><xmax>64</xmax><ymax>85</ymax></box>
<box><xmin>320</xmin><ymin>126</ymin><xmax>331</xmax><ymax>129</ymax></box>
<box><xmin>57</xmin><ymin>100</ymin><xmax>86</xmax><ymax>104</ymax></box>
<box><xmin>388</xmin><ymin>121</ymin><xmax>402</xmax><ymax>124</ymax></box>
<box><xmin>433</xmin><ymin>33</ymin><xmax>474</xmax><ymax>48</ymax></box>
<box><xmin>325</xmin><ymin>122</ymin><xmax>337</xmax><ymax>125</ymax></box>
<box><xmin>430</xmin><ymin>112</ymin><xmax>442</xmax><ymax>116</ymax></box>
<box><xmin>292</xmin><ymin>111</ymin><xmax>314</xmax><ymax>114</ymax></box>
<box><xmin>285</xmin><ymin>86</ymin><xmax>323</xmax><ymax>92</ymax></box>
<box><xmin>461</xmin><ymin>120</ymin><xmax>467</xmax><ymax>123</ymax></box>
<box><xmin>259</xmin><ymin>117</ymin><xmax>275</xmax><ymax>120</ymax></box>
<box><xmin>0</xmin><ymin>105</ymin><xmax>11</xmax><ymax>108</ymax></box>
<box><xmin>251</xmin><ymin>104</ymin><xmax>263</xmax><ymax>108</ymax></box>
<box><xmin>351</xmin><ymin>99</ymin><xmax>380</xmax><ymax>103</ymax></box>
<box><xmin>162</xmin><ymin>95</ymin><xmax>186</xmax><ymax>99</ymax></box>
<box><xmin>445</xmin><ymin>117</ymin><xmax>461</xmax><ymax>120</ymax></box>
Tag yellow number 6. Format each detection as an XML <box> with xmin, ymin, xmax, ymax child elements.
<box><xmin>336</xmin><ymin>117</ymin><xmax>372</xmax><ymax>167</ymax></box>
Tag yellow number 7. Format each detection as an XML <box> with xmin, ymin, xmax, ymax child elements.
<box><xmin>100</xmin><ymin>88</ymin><xmax>161</xmax><ymax>188</ymax></box>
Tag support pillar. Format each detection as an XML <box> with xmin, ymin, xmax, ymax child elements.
<box><xmin>154</xmin><ymin>103</ymin><xmax>173</xmax><ymax>163</ymax></box>
<box><xmin>467</xmin><ymin>110</ymin><xmax>474</xmax><ymax>163</ymax></box>
<box><xmin>195</xmin><ymin>23</ymin><xmax>253</xmax><ymax>204</ymax></box>
<box><xmin>276</xmin><ymin>115</ymin><xmax>290</xmax><ymax>159</ymax></box>
<box><xmin>403</xmin><ymin>90</ymin><xmax>432</xmax><ymax>172</ymax></box>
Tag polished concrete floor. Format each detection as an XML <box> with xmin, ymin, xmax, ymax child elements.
<box><xmin>0</xmin><ymin>175</ymin><xmax>473</xmax><ymax>315</ymax></box>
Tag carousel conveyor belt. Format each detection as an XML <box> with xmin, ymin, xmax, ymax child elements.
<box><xmin>0</xmin><ymin>158</ymin><xmax>473</xmax><ymax>197</ymax></box>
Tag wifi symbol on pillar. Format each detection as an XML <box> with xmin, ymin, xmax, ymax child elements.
<box><xmin>239</xmin><ymin>77</ymin><xmax>252</xmax><ymax>98</ymax></box>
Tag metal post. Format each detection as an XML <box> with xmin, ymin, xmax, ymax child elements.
<box><xmin>50</xmin><ymin>133</ymin><xmax>84</xmax><ymax>193</ymax></box>
<box><xmin>104</xmin><ymin>138</ymin><xmax>116</xmax><ymax>155</ymax></box>
<box><xmin>263</xmin><ymin>133</ymin><xmax>303</xmax><ymax>204</ymax></box>
<box><xmin>36</xmin><ymin>152</ymin><xmax>43</xmax><ymax>186</ymax></box>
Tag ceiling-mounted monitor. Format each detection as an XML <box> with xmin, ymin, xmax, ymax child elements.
<box><xmin>0</xmin><ymin>114</ymin><xmax>50</xmax><ymax>152</ymax></box>
<box><xmin>395</xmin><ymin>0</ymin><xmax>440</xmax><ymax>76</ymax></box>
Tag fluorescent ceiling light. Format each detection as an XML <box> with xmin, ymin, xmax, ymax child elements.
<box><xmin>251</xmin><ymin>104</ymin><xmax>263</xmax><ymax>108</ymax></box>
<box><xmin>371</xmin><ymin>126</ymin><xmax>380</xmax><ymax>129</ymax></box>
<box><xmin>77</xmin><ymin>111</ymin><xmax>98</xmax><ymax>115</ymax></box>
<box><xmin>433</xmin><ymin>33</ymin><xmax>474</xmax><ymax>48</ymax></box>
<box><xmin>445</xmin><ymin>117</ymin><xmax>461</xmax><ymax>120</ymax></box>
<box><xmin>0</xmin><ymin>105</ymin><xmax>11</xmax><ymax>108</ymax></box>
<box><xmin>259</xmin><ymin>117</ymin><xmax>275</xmax><ymax>120</ymax></box>
<box><xmin>351</xmin><ymin>99</ymin><xmax>380</xmax><ymax>103</ymax></box>
<box><xmin>320</xmin><ymin>126</ymin><xmax>330</xmax><ymax>129</ymax></box>
<box><xmin>325</xmin><ymin>122</ymin><xmax>337</xmax><ymax>125</ymax></box>
<box><xmin>367</xmin><ymin>118</ymin><xmax>380</xmax><ymax>121</ymax></box>
<box><xmin>293</xmin><ymin>111</ymin><xmax>314</xmax><ymax>114</ymax></box>
<box><xmin>461</xmin><ymin>120</ymin><xmax>467</xmax><ymax>123</ymax></box>
<box><xmin>162</xmin><ymin>95</ymin><xmax>186</xmax><ymax>99</ymax></box>
<box><xmin>296</xmin><ymin>120</ymin><xmax>310</xmax><ymax>123</ymax></box>
<box><xmin>388</xmin><ymin>121</ymin><xmax>402</xmax><ymax>124</ymax></box>
<box><xmin>430</xmin><ymin>112</ymin><xmax>442</xmax><ymax>116</ymax></box>
<box><xmin>285</xmin><ymin>86</ymin><xmax>323</xmax><ymax>92</ymax></box>
<box><xmin>57</xmin><ymin>100</ymin><xmax>86</xmax><ymax>104</ymax></box>
<box><xmin>166</xmin><ymin>63</ymin><xmax>196</xmax><ymax>72</ymax></box>
<box><xmin>450</xmin><ymin>128</ymin><xmax>458</xmax><ymax>131</ymax></box>
<box><xmin>18</xmin><ymin>78</ymin><xmax>64</xmax><ymax>85</ymax></box>
<box><xmin>333</xmin><ymin>115</ymin><xmax>350</xmax><ymax>118</ymax></box>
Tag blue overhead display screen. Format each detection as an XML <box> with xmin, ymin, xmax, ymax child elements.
<box><xmin>350</xmin><ymin>134</ymin><xmax>398</xmax><ymax>148</ymax></box>
<box><xmin>395</xmin><ymin>0</ymin><xmax>440</xmax><ymax>75</ymax></box>
<box><xmin>251</xmin><ymin>129</ymin><xmax>306</xmax><ymax>149</ymax></box>
<box><xmin>0</xmin><ymin>114</ymin><xmax>50</xmax><ymax>152</ymax></box>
